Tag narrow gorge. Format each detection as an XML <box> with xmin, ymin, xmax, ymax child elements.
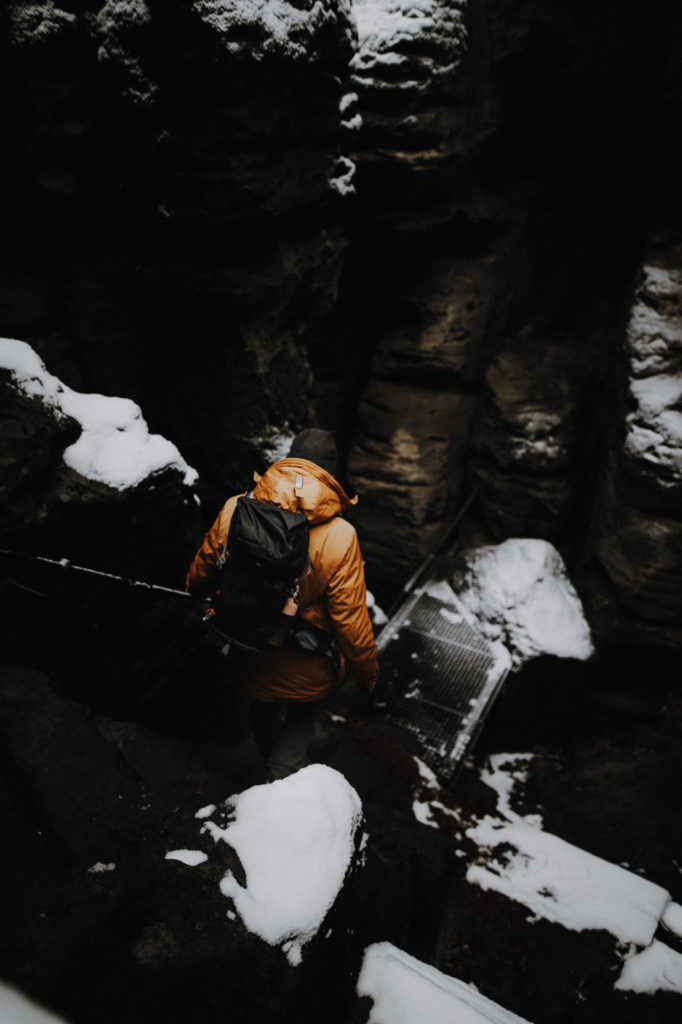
<box><xmin>1</xmin><ymin>1</ymin><xmax>680</xmax><ymax>1022</ymax></box>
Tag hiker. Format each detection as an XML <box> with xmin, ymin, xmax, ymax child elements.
<box><xmin>186</xmin><ymin>428</ymin><xmax>379</xmax><ymax>779</ymax></box>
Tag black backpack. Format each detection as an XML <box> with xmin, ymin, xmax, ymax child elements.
<box><xmin>211</xmin><ymin>496</ymin><xmax>310</xmax><ymax>650</ymax></box>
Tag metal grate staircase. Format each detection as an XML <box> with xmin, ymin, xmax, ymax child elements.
<box><xmin>377</xmin><ymin>590</ymin><xmax>509</xmax><ymax>781</ymax></box>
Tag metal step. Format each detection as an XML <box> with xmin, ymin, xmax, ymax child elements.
<box><xmin>378</xmin><ymin>591</ymin><xmax>510</xmax><ymax>781</ymax></box>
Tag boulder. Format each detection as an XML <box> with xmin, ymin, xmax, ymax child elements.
<box><xmin>449</xmin><ymin>538</ymin><xmax>594</xmax><ymax>669</ymax></box>
<box><xmin>0</xmin><ymin>338</ymin><xmax>200</xmax><ymax>584</ymax></box>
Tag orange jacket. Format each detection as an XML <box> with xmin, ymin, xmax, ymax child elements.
<box><xmin>186</xmin><ymin>458</ymin><xmax>379</xmax><ymax>701</ymax></box>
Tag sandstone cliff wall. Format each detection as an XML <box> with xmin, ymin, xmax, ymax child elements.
<box><xmin>1</xmin><ymin>0</ymin><xmax>680</xmax><ymax>646</ymax></box>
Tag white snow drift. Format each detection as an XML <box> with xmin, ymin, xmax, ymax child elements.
<box><xmin>1</xmin><ymin>337</ymin><xmax>197</xmax><ymax>491</ymax></box>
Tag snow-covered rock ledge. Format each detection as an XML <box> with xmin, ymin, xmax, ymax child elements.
<box><xmin>1</xmin><ymin>338</ymin><xmax>197</xmax><ymax>492</ymax></box>
<box><xmin>0</xmin><ymin>337</ymin><xmax>200</xmax><ymax>581</ymax></box>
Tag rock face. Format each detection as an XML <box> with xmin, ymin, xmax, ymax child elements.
<box><xmin>2</xmin><ymin>0</ymin><xmax>681</xmax><ymax>645</ymax></box>
<box><xmin>1</xmin><ymin>0</ymin><xmax>358</xmax><ymax>513</ymax></box>
<box><xmin>342</xmin><ymin>0</ymin><xmax>682</xmax><ymax>598</ymax></box>
<box><xmin>349</xmin><ymin>378</ymin><xmax>476</xmax><ymax>583</ymax></box>
<box><xmin>591</xmin><ymin>237</ymin><xmax>682</xmax><ymax>648</ymax></box>
<box><xmin>467</xmin><ymin>339</ymin><xmax>591</xmax><ymax>540</ymax></box>
<box><xmin>344</xmin><ymin>1</ymin><xmax>526</xmax><ymax>585</ymax></box>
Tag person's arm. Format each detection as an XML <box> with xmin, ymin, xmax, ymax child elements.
<box><xmin>185</xmin><ymin>495</ymin><xmax>239</xmax><ymax>597</ymax></box>
<box><xmin>325</xmin><ymin>529</ymin><xmax>379</xmax><ymax>691</ymax></box>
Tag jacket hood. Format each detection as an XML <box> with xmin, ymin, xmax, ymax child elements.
<box><xmin>252</xmin><ymin>458</ymin><xmax>357</xmax><ymax>525</ymax></box>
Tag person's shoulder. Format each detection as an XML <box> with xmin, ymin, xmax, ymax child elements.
<box><xmin>332</xmin><ymin>515</ymin><xmax>356</xmax><ymax>541</ymax></box>
<box><xmin>315</xmin><ymin>514</ymin><xmax>357</xmax><ymax>555</ymax></box>
<box><xmin>216</xmin><ymin>493</ymin><xmax>243</xmax><ymax>527</ymax></box>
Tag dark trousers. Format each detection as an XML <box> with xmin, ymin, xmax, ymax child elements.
<box><xmin>249</xmin><ymin>698</ymin><xmax>323</xmax><ymax>781</ymax></box>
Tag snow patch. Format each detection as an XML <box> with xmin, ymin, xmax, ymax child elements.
<box><xmin>195</xmin><ymin>804</ymin><xmax>217</xmax><ymax>819</ymax></box>
<box><xmin>466</xmin><ymin>753</ymin><xmax>681</xmax><ymax>995</ymax></box>
<box><xmin>422</xmin><ymin>578</ymin><xmax>459</xmax><ymax>604</ymax></box>
<box><xmin>0</xmin><ymin>338</ymin><xmax>198</xmax><ymax>491</ymax></box>
<box><xmin>87</xmin><ymin>861</ymin><xmax>116</xmax><ymax>874</ymax></box>
<box><xmin>357</xmin><ymin>942</ymin><xmax>532</xmax><ymax>1024</ymax></box>
<box><xmin>411</xmin><ymin>756</ymin><xmax>461</xmax><ymax>830</ymax></box>
<box><xmin>340</xmin><ymin>91</ymin><xmax>358</xmax><ymax>113</ymax></box>
<box><xmin>479</xmin><ymin>753</ymin><xmax>542</xmax><ymax>828</ymax></box>
<box><xmin>451</xmin><ymin>538</ymin><xmax>594</xmax><ymax>668</ymax></box>
<box><xmin>615</xmin><ymin>940</ymin><xmax>682</xmax><ymax>995</ymax></box>
<box><xmin>165</xmin><ymin>849</ymin><xmax>209</xmax><ymax>867</ymax></box>
<box><xmin>201</xmin><ymin>765</ymin><xmax>362</xmax><ymax>965</ymax></box>
<box><xmin>366</xmin><ymin>589</ymin><xmax>388</xmax><ymax>626</ymax></box>
<box><xmin>330</xmin><ymin>155</ymin><xmax>357</xmax><ymax>196</ymax></box>
<box><xmin>466</xmin><ymin>818</ymin><xmax>669</xmax><ymax>947</ymax></box>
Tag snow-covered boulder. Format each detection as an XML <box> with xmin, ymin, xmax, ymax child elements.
<box><xmin>170</xmin><ymin>764</ymin><xmax>363</xmax><ymax>965</ymax></box>
<box><xmin>1</xmin><ymin>338</ymin><xmax>197</xmax><ymax>492</ymax></box>
<box><xmin>0</xmin><ymin>337</ymin><xmax>200</xmax><ymax>582</ymax></box>
<box><xmin>450</xmin><ymin>538</ymin><xmax>594</xmax><ymax>668</ymax></box>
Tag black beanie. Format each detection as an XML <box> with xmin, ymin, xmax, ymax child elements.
<box><xmin>288</xmin><ymin>428</ymin><xmax>338</xmax><ymax>478</ymax></box>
